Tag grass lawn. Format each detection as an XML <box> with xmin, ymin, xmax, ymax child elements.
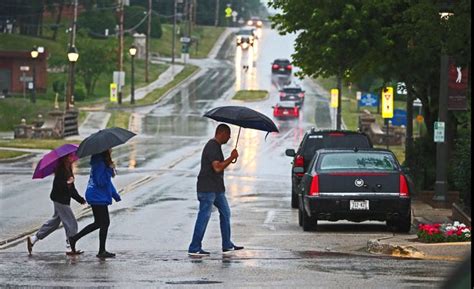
<box><xmin>0</xmin><ymin>139</ymin><xmax>80</xmax><ymax>150</ymax></box>
<box><xmin>109</xmin><ymin>64</ymin><xmax>199</xmax><ymax>108</ymax></box>
<box><xmin>232</xmin><ymin>90</ymin><xmax>269</xmax><ymax>101</ymax></box>
<box><xmin>107</xmin><ymin>111</ymin><xmax>131</xmax><ymax>129</ymax></box>
<box><xmin>0</xmin><ymin>150</ymin><xmax>28</xmax><ymax>160</ymax></box>
<box><xmin>154</xmin><ymin>24</ymin><xmax>225</xmax><ymax>59</ymax></box>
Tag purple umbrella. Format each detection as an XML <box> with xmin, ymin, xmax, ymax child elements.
<box><xmin>32</xmin><ymin>144</ymin><xmax>79</xmax><ymax>179</ymax></box>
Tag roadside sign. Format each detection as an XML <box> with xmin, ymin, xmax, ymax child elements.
<box><xmin>356</xmin><ymin>91</ymin><xmax>361</xmax><ymax>100</ymax></box>
<box><xmin>180</xmin><ymin>37</ymin><xmax>191</xmax><ymax>43</ymax></box>
<box><xmin>359</xmin><ymin>93</ymin><xmax>379</xmax><ymax>107</ymax></box>
<box><xmin>381</xmin><ymin>87</ymin><xmax>394</xmax><ymax>118</ymax></box>
<box><xmin>434</xmin><ymin>121</ymin><xmax>445</xmax><ymax>142</ymax></box>
<box><xmin>413</xmin><ymin>98</ymin><xmax>422</xmax><ymax>107</ymax></box>
<box><xmin>20</xmin><ymin>76</ymin><xmax>33</xmax><ymax>82</ymax></box>
<box><xmin>110</xmin><ymin>83</ymin><xmax>118</xmax><ymax>103</ymax></box>
<box><xmin>113</xmin><ymin>71</ymin><xmax>125</xmax><ymax>88</ymax></box>
<box><xmin>330</xmin><ymin>89</ymin><xmax>338</xmax><ymax>108</ymax></box>
<box><xmin>416</xmin><ymin>115</ymin><xmax>424</xmax><ymax>123</ymax></box>
<box><xmin>397</xmin><ymin>82</ymin><xmax>407</xmax><ymax>95</ymax></box>
<box><xmin>225</xmin><ymin>7</ymin><xmax>232</xmax><ymax>18</ymax></box>
<box><xmin>390</xmin><ymin>109</ymin><xmax>407</xmax><ymax>126</ymax></box>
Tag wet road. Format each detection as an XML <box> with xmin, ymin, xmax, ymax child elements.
<box><xmin>0</xmin><ymin>27</ymin><xmax>460</xmax><ymax>287</ymax></box>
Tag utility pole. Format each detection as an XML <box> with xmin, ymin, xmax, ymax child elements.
<box><xmin>145</xmin><ymin>0</ymin><xmax>151</xmax><ymax>82</ymax></box>
<box><xmin>188</xmin><ymin>0</ymin><xmax>192</xmax><ymax>37</ymax></box>
<box><xmin>214</xmin><ymin>0</ymin><xmax>220</xmax><ymax>27</ymax></box>
<box><xmin>117</xmin><ymin>0</ymin><xmax>124</xmax><ymax>105</ymax></box>
<box><xmin>66</xmin><ymin>0</ymin><xmax>78</xmax><ymax>109</ymax></box>
<box><xmin>336</xmin><ymin>73</ymin><xmax>342</xmax><ymax>130</ymax></box>
<box><xmin>172</xmin><ymin>0</ymin><xmax>177</xmax><ymax>63</ymax></box>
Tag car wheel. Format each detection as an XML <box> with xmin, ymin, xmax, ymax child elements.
<box><xmin>396</xmin><ymin>211</ymin><xmax>412</xmax><ymax>233</ymax></box>
<box><xmin>302</xmin><ymin>206</ymin><xmax>317</xmax><ymax>231</ymax></box>
<box><xmin>291</xmin><ymin>185</ymin><xmax>298</xmax><ymax>209</ymax></box>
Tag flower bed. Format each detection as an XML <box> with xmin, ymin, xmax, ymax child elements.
<box><xmin>417</xmin><ymin>221</ymin><xmax>471</xmax><ymax>243</ymax></box>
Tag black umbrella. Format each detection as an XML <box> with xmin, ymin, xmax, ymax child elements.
<box><xmin>76</xmin><ymin>127</ymin><xmax>136</xmax><ymax>158</ymax></box>
<box><xmin>204</xmin><ymin>106</ymin><xmax>279</xmax><ymax>148</ymax></box>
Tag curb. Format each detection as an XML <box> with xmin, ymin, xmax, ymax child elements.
<box><xmin>0</xmin><ymin>152</ymin><xmax>33</xmax><ymax>163</ymax></box>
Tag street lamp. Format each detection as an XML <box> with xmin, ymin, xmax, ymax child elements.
<box><xmin>30</xmin><ymin>46</ymin><xmax>39</xmax><ymax>103</ymax></box>
<box><xmin>129</xmin><ymin>45</ymin><xmax>137</xmax><ymax>104</ymax></box>
<box><xmin>66</xmin><ymin>46</ymin><xmax>79</xmax><ymax>110</ymax></box>
<box><xmin>433</xmin><ymin>3</ymin><xmax>453</xmax><ymax>202</ymax></box>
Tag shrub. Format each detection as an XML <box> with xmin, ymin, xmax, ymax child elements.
<box><xmin>449</xmin><ymin>132</ymin><xmax>471</xmax><ymax>208</ymax></box>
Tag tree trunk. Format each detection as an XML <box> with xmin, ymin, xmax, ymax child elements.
<box><xmin>52</xmin><ymin>0</ymin><xmax>64</xmax><ymax>41</ymax></box>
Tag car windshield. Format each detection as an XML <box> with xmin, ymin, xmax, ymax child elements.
<box><xmin>302</xmin><ymin>134</ymin><xmax>371</xmax><ymax>158</ymax></box>
<box><xmin>318</xmin><ymin>152</ymin><xmax>398</xmax><ymax>171</ymax></box>
<box><xmin>237</xmin><ymin>30</ymin><xmax>253</xmax><ymax>36</ymax></box>
<box><xmin>283</xmin><ymin>88</ymin><xmax>301</xmax><ymax>93</ymax></box>
<box><xmin>274</xmin><ymin>60</ymin><xmax>290</xmax><ymax>65</ymax></box>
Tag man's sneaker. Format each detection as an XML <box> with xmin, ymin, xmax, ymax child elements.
<box><xmin>223</xmin><ymin>245</ymin><xmax>244</xmax><ymax>253</ymax></box>
<box><xmin>188</xmin><ymin>250</ymin><xmax>210</xmax><ymax>256</ymax></box>
<box><xmin>26</xmin><ymin>237</ymin><xmax>33</xmax><ymax>255</ymax></box>
<box><xmin>96</xmin><ymin>251</ymin><xmax>116</xmax><ymax>258</ymax></box>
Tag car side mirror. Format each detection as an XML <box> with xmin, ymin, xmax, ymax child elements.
<box><xmin>285</xmin><ymin>149</ymin><xmax>296</xmax><ymax>157</ymax></box>
<box><xmin>293</xmin><ymin>167</ymin><xmax>304</xmax><ymax>174</ymax></box>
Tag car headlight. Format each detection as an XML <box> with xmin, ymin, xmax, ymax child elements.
<box><xmin>247</xmin><ymin>20</ymin><xmax>253</xmax><ymax>25</ymax></box>
<box><xmin>257</xmin><ymin>21</ymin><xmax>262</xmax><ymax>26</ymax></box>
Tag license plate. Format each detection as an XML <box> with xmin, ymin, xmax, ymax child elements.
<box><xmin>279</xmin><ymin>68</ymin><xmax>285</xmax><ymax>71</ymax></box>
<box><xmin>283</xmin><ymin>110</ymin><xmax>289</xmax><ymax>114</ymax></box>
<box><xmin>350</xmin><ymin>200</ymin><xmax>369</xmax><ymax>210</ymax></box>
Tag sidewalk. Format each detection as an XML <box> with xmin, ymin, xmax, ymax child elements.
<box><xmin>367</xmin><ymin>197</ymin><xmax>471</xmax><ymax>261</ymax></box>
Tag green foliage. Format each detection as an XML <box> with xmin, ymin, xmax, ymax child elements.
<box><xmin>73</xmin><ymin>83</ymin><xmax>87</xmax><ymax>102</ymax></box>
<box><xmin>75</xmin><ymin>37</ymin><xmax>115</xmax><ymax>97</ymax></box>
<box><xmin>449</xmin><ymin>132</ymin><xmax>471</xmax><ymax>206</ymax></box>
<box><xmin>124</xmin><ymin>5</ymin><xmax>162</xmax><ymax>38</ymax></box>
<box><xmin>77</xmin><ymin>9</ymin><xmax>117</xmax><ymax>37</ymax></box>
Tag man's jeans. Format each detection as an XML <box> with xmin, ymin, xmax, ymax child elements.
<box><xmin>188</xmin><ymin>192</ymin><xmax>234</xmax><ymax>252</ymax></box>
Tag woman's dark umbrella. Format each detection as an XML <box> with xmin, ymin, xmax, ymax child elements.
<box><xmin>76</xmin><ymin>127</ymin><xmax>136</xmax><ymax>158</ymax></box>
<box><xmin>203</xmin><ymin>105</ymin><xmax>279</xmax><ymax>152</ymax></box>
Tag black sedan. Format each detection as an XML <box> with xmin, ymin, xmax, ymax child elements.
<box><xmin>296</xmin><ymin>148</ymin><xmax>412</xmax><ymax>233</ymax></box>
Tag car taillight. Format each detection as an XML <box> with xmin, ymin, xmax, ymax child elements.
<box><xmin>309</xmin><ymin>174</ymin><xmax>319</xmax><ymax>196</ymax></box>
<box><xmin>295</xmin><ymin>155</ymin><xmax>304</xmax><ymax>167</ymax></box>
<box><xmin>298</xmin><ymin>93</ymin><xmax>305</xmax><ymax>98</ymax></box>
<box><xmin>279</xmin><ymin>92</ymin><xmax>286</xmax><ymax>97</ymax></box>
<box><xmin>287</xmin><ymin>65</ymin><xmax>292</xmax><ymax>70</ymax></box>
<box><xmin>399</xmin><ymin>174</ymin><xmax>409</xmax><ymax>196</ymax></box>
<box><xmin>272</xmin><ymin>64</ymin><xmax>279</xmax><ymax>69</ymax></box>
<box><xmin>328</xmin><ymin>132</ymin><xmax>345</xmax><ymax>136</ymax></box>
<box><xmin>294</xmin><ymin>107</ymin><xmax>298</xmax><ymax>114</ymax></box>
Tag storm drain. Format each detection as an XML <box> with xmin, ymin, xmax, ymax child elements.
<box><xmin>166</xmin><ymin>280</ymin><xmax>222</xmax><ymax>285</ymax></box>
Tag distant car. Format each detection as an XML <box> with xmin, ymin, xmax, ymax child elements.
<box><xmin>296</xmin><ymin>148</ymin><xmax>412</xmax><ymax>233</ymax></box>
<box><xmin>236</xmin><ymin>28</ymin><xmax>255</xmax><ymax>48</ymax></box>
<box><xmin>247</xmin><ymin>16</ymin><xmax>263</xmax><ymax>28</ymax></box>
<box><xmin>279</xmin><ymin>84</ymin><xmax>305</xmax><ymax>106</ymax></box>
<box><xmin>285</xmin><ymin>129</ymin><xmax>373</xmax><ymax>208</ymax></box>
<box><xmin>273</xmin><ymin>101</ymin><xmax>299</xmax><ymax>119</ymax></box>
<box><xmin>272</xmin><ymin>59</ymin><xmax>292</xmax><ymax>75</ymax></box>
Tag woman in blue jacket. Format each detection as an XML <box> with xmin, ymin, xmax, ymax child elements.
<box><xmin>69</xmin><ymin>149</ymin><xmax>121</xmax><ymax>258</ymax></box>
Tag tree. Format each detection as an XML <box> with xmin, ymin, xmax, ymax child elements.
<box><xmin>124</xmin><ymin>5</ymin><xmax>162</xmax><ymax>38</ymax></box>
<box><xmin>75</xmin><ymin>37</ymin><xmax>115</xmax><ymax>97</ymax></box>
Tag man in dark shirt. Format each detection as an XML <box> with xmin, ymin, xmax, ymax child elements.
<box><xmin>188</xmin><ymin>124</ymin><xmax>244</xmax><ymax>256</ymax></box>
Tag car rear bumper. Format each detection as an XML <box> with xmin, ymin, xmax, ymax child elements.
<box><xmin>303</xmin><ymin>194</ymin><xmax>411</xmax><ymax>222</ymax></box>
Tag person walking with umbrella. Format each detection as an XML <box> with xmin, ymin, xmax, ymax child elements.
<box><xmin>68</xmin><ymin>149</ymin><xmax>121</xmax><ymax>259</ymax></box>
<box><xmin>27</xmin><ymin>147</ymin><xmax>86</xmax><ymax>255</ymax></box>
<box><xmin>188</xmin><ymin>124</ymin><xmax>244</xmax><ymax>256</ymax></box>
